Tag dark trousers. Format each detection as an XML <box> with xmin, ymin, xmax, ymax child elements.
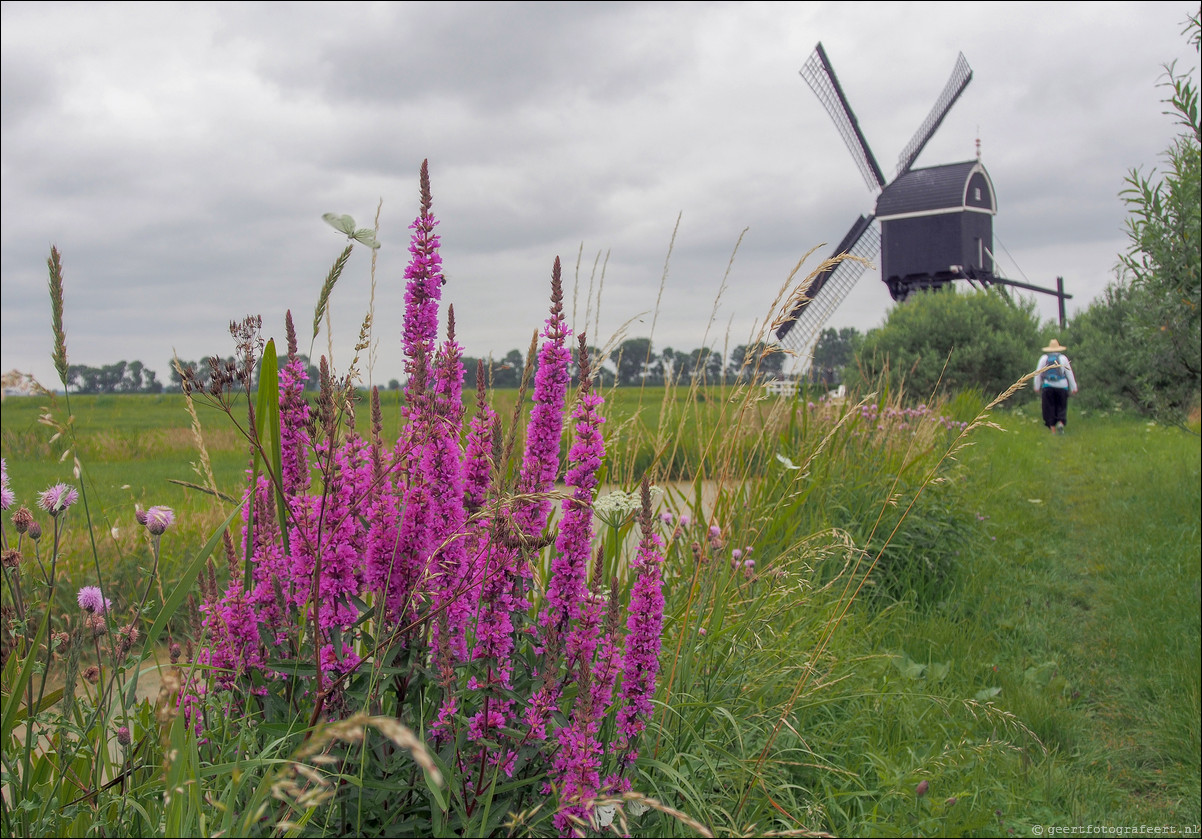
<box><xmin>1041</xmin><ymin>387</ymin><xmax>1069</xmax><ymax>428</ymax></box>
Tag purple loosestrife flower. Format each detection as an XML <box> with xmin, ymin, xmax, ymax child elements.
<box><xmin>37</xmin><ymin>483</ymin><xmax>78</xmax><ymax>516</ymax></box>
<box><xmin>551</xmin><ymin>710</ymin><xmax>604</xmax><ymax>833</ymax></box>
<box><xmin>462</xmin><ymin>366</ymin><xmax>497</xmax><ymax>514</ymax></box>
<box><xmin>402</xmin><ymin>160</ymin><xmax>444</xmax><ymax>417</ymax></box>
<box><xmin>617</xmin><ymin>479</ymin><xmax>666</xmax><ymax>768</ymax></box>
<box><xmin>245</xmin><ymin>476</ymin><xmax>298</xmax><ymax>638</ymax></box>
<box><xmin>383</xmin><ymin>463</ymin><xmax>433</xmax><ymax>621</ymax></box>
<box><xmin>77</xmin><ymin>586</ymin><xmax>111</xmax><ymax>614</ymax></box>
<box><xmin>199</xmin><ymin>578</ymin><xmax>263</xmax><ymax>692</ymax></box>
<box><xmin>514</xmin><ymin>258</ymin><xmax>572</xmax><ymax>538</ymax></box>
<box><xmin>280</xmin><ymin>310</ymin><xmax>313</xmax><ymax>496</ymax></box>
<box><xmin>540</xmin><ymin>337</ymin><xmax>605</xmax><ymax>640</ymax></box>
<box><xmin>293</xmin><ymin>435</ymin><xmax>372</xmax><ymax>632</ymax></box>
<box><xmin>424</xmin><ymin>316</ymin><xmax>473</xmax><ymax>665</ymax></box>
<box><xmin>1</xmin><ymin>458</ymin><xmax>13</xmax><ymax>511</ymax></box>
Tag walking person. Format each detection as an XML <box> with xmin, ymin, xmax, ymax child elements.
<box><xmin>1033</xmin><ymin>338</ymin><xmax>1078</xmax><ymax>433</ymax></box>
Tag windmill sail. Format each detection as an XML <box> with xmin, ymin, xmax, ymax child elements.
<box><xmin>894</xmin><ymin>53</ymin><xmax>973</xmax><ymax>178</ymax></box>
<box><xmin>775</xmin><ymin>215</ymin><xmax>880</xmax><ymax>353</ymax></box>
<box><xmin>800</xmin><ymin>43</ymin><xmax>886</xmax><ymax>191</ymax></box>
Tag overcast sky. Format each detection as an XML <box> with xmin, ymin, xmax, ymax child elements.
<box><xmin>2</xmin><ymin>1</ymin><xmax>1198</xmax><ymax>389</ymax></box>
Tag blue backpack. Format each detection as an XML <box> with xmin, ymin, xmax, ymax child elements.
<box><xmin>1043</xmin><ymin>353</ymin><xmax>1067</xmax><ymax>384</ymax></box>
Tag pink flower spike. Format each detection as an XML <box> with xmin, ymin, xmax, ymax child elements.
<box><xmin>77</xmin><ymin>585</ymin><xmax>111</xmax><ymax>614</ymax></box>
<box><xmin>37</xmin><ymin>483</ymin><xmax>79</xmax><ymax>516</ymax></box>
<box><xmin>143</xmin><ymin>506</ymin><xmax>175</xmax><ymax>535</ymax></box>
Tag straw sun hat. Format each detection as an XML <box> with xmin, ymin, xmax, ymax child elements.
<box><xmin>1042</xmin><ymin>339</ymin><xmax>1067</xmax><ymax>353</ymax></box>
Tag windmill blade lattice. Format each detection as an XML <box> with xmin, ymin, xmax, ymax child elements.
<box><xmin>800</xmin><ymin>43</ymin><xmax>886</xmax><ymax>191</ymax></box>
<box><xmin>894</xmin><ymin>52</ymin><xmax>973</xmax><ymax>178</ymax></box>
<box><xmin>776</xmin><ymin>217</ymin><xmax>881</xmax><ymax>355</ymax></box>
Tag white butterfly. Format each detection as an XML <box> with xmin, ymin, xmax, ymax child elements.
<box><xmin>322</xmin><ymin>213</ymin><xmax>381</xmax><ymax>249</ymax></box>
<box><xmin>593</xmin><ymin>803</ymin><xmax>617</xmax><ymax>829</ymax></box>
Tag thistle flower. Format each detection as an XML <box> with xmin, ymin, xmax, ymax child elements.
<box><xmin>77</xmin><ymin>585</ymin><xmax>111</xmax><ymax>614</ymax></box>
<box><xmin>0</xmin><ymin>458</ymin><xmax>13</xmax><ymax>511</ymax></box>
<box><xmin>27</xmin><ymin>520</ymin><xmax>42</xmax><ymax>541</ymax></box>
<box><xmin>85</xmin><ymin>613</ymin><xmax>107</xmax><ymax>638</ymax></box>
<box><xmin>115</xmin><ymin>726</ymin><xmax>132</xmax><ymax>747</ymax></box>
<box><xmin>141</xmin><ymin>506</ymin><xmax>175</xmax><ymax>535</ymax></box>
<box><xmin>11</xmin><ymin>506</ymin><xmax>34</xmax><ymax>534</ymax></box>
<box><xmin>37</xmin><ymin>483</ymin><xmax>78</xmax><ymax>516</ymax></box>
<box><xmin>83</xmin><ymin>665</ymin><xmax>100</xmax><ymax>684</ymax></box>
<box><xmin>1</xmin><ymin>549</ymin><xmax>19</xmax><ymax>569</ymax></box>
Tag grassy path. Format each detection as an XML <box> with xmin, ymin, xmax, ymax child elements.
<box><xmin>959</xmin><ymin>411</ymin><xmax>1200</xmax><ymax>832</ymax></box>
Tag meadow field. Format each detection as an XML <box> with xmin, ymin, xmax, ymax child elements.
<box><xmin>3</xmin><ymin>380</ymin><xmax>1198</xmax><ymax>837</ymax></box>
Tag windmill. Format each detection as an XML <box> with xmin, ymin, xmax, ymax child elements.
<box><xmin>776</xmin><ymin>42</ymin><xmax>1071</xmax><ymax>356</ymax></box>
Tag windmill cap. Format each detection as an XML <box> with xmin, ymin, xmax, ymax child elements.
<box><xmin>1042</xmin><ymin>339</ymin><xmax>1067</xmax><ymax>353</ymax></box>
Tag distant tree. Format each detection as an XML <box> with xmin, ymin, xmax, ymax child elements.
<box><xmin>728</xmin><ymin>342</ymin><xmax>787</xmax><ymax>381</ymax></box>
<box><xmin>1118</xmin><ymin>12</ymin><xmax>1201</xmax><ymax>423</ymax></box>
<box><xmin>610</xmin><ymin>338</ymin><xmax>655</xmax><ymax>386</ymax></box>
<box><xmin>674</xmin><ymin>347</ymin><xmax>723</xmax><ymax>383</ymax></box>
<box><xmin>486</xmin><ymin>349</ymin><xmax>526</xmax><ymax>389</ymax></box>
<box><xmin>1066</xmin><ymin>279</ymin><xmax>1144</xmax><ymax>411</ymax></box>
<box><xmin>849</xmin><ymin>287</ymin><xmax>1040</xmax><ymax>400</ymax></box>
<box><xmin>810</xmin><ymin>327</ymin><xmax>863</xmax><ymax>385</ymax></box>
<box><xmin>67</xmin><ymin>360</ymin><xmax>162</xmax><ymax>394</ymax></box>
<box><xmin>387</xmin><ymin>379</ymin><xmax>401</xmax><ymax>391</ymax></box>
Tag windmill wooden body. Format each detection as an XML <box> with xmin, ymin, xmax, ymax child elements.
<box><xmin>776</xmin><ymin>43</ymin><xmax>1070</xmax><ymax>354</ymax></box>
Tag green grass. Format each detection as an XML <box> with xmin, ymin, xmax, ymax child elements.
<box><xmin>3</xmin><ymin>387</ymin><xmax>1199</xmax><ymax>837</ymax></box>
<box><xmin>950</xmin><ymin>409</ymin><xmax>1201</xmax><ymax>828</ymax></box>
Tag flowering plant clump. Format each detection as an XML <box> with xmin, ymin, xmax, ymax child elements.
<box><xmin>170</xmin><ymin>161</ymin><xmax>667</xmax><ymax>834</ymax></box>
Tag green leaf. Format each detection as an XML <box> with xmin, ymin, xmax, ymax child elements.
<box><xmin>255</xmin><ymin>338</ymin><xmax>289</xmax><ymax>557</ymax></box>
<box><xmin>1</xmin><ymin>607</ymin><xmax>52</xmax><ymax>737</ymax></box>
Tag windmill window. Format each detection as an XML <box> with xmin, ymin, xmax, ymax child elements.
<box><xmin>974</xmin><ymin>187</ymin><xmax>981</xmax><ymax>201</ymax></box>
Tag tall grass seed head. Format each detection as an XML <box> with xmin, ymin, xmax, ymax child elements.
<box><xmin>37</xmin><ymin>483</ymin><xmax>79</xmax><ymax>516</ymax></box>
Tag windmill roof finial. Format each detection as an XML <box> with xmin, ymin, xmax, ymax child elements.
<box><xmin>975</xmin><ymin>132</ymin><xmax>981</xmax><ymax>161</ymax></box>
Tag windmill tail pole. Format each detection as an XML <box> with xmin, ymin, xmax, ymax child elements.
<box><xmin>1057</xmin><ymin>276</ymin><xmax>1066</xmax><ymax>330</ymax></box>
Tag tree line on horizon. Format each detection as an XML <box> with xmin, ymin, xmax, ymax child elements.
<box><xmin>53</xmin><ymin>328</ymin><xmax>868</xmax><ymax>396</ymax></box>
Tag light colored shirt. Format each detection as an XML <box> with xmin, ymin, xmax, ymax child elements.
<box><xmin>1033</xmin><ymin>353</ymin><xmax>1078</xmax><ymax>393</ymax></box>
